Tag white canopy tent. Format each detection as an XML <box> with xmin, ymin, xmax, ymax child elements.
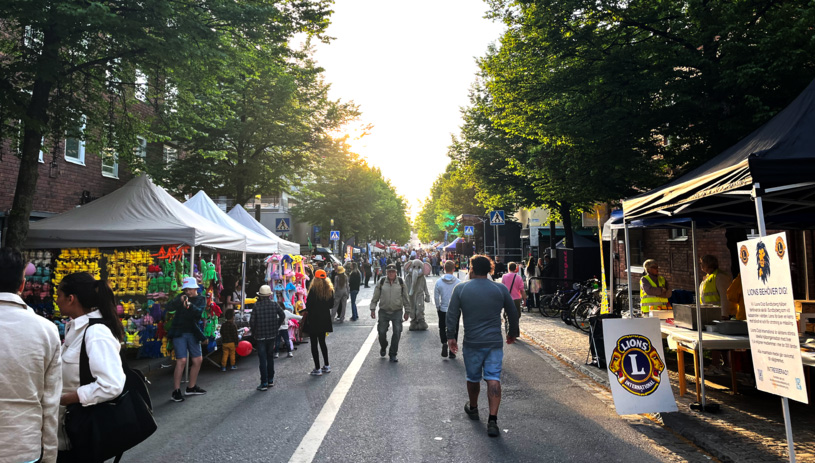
<box><xmin>184</xmin><ymin>191</ymin><xmax>279</xmax><ymax>254</ymax></box>
<box><xmin>226</xmin><ymin>204</ymin><xmax>300</xmax><ymax>255</ymax></box>
<box><xmin>25</xmin><ymin>176</ymin><xmax>246</xmax><ymax>251</ymax></box>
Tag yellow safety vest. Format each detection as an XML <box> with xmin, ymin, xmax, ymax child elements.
<box><xmin>640</xmin><ymin>275</ymin><xmax>669</xmax><ymax>313</ymax></box>
<box><xmin>700</xmin><ymin>269</ymin><xmax>721</xmax><ymax>305</ymax></box>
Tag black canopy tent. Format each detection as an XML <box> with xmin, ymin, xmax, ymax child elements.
<box><xmin>624</xmin><ymin>79</ymin><xmax>815</xmax><ymax>226</ymax></box>
<box><xmin>620</xmin><ymin>80</ymin><xmax>815</xmax><ymax>459</ymax></box>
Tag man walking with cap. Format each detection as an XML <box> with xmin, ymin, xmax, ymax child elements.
<box><xmin>250</xmin><ymin>284</ymin><xmax>287</xmax><ymax>390</ymax></box>
<box><xmin>447</xmin><ymin>255</ymin><xmax>519</xmax><ymax>437</ymax></box>
<box><xmin>370</xmin><ymin>264</ymin><xmax>410</xmax><ymax>362</ymax></box>
<box><xmin>167</xmin><ymin>276</ymin><xmax>208</xmax><ymax>402</ymax></box>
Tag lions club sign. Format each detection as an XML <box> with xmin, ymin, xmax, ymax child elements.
<box><xmin>608</xmin><ymin>334</ymin><xmax>665</xmax><ymax>397</ymax></box>
<box><xmin>602</xmin><ymin>318</ymin><xmax>677</xmax><ymax>415</ymax></box>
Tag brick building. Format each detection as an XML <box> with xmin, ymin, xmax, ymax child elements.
<box><xmin>611</xmin><ymin>227</ymin><xmax>815</xmax><ymax>300</ymax></box>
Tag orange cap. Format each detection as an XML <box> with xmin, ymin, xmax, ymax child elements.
<box><xmin>315</xmin><ymin>269</ymin><xmax>327</xmax><ymax>279</ymax></box>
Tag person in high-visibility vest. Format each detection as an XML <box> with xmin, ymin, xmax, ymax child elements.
<box><xmin>639</xmin><ymin>259</ymin><xmax>671</xmax><ymax>314</ymax></box>
<box><xmin>698</xmin><ymin>254</ymin><xmax>733</xmax><ymax>319</ymax></box>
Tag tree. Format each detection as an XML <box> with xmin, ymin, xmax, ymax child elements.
<box><xmin>291</xmin><ymin>154</ymin><xmax>411</xmax><ymax>245</ymax></box>
<box><xmin>415</xmin><ymin>163</ymin><xmax>485</xmax><ymax>243</ymax></box>
<box><xmin>156</xmin><ymin>49</ymin><xmax>359</xmax><ymax>204</ymax></box>
<box><xmin>0</xmin><ymin>0</ymin><xmax>331</xmax><ymax>248</ymax></box>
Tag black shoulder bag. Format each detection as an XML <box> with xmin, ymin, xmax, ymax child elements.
<box><xmin>64</xmin><ymin>319</ymin><xmax>157</xmax><ymax>463</ymax></box>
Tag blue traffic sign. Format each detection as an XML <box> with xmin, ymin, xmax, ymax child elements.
<box><xmin>330</xmin><ymin>230</ymin><xmax>340</xmax><ymax>241</ymax></box>
<box><xmin>489</xmin><ymin>210</ymin><xmax>505</xmax><ymax>225</ymax></box>
<box><xmin>275</xmin><ymin>218</ymin><xmax>291</xmax><ymax>232</ymax></box>
<box><xmin>464</xmin><ymin>226</ymin><xmax>475</xmax><ymax>236</ymax></box>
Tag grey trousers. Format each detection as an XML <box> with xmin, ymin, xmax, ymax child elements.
<box><xmin>377</xmin><ymin>310</ymin><xmax>404</xmax><ymax>356</ymax></box>
<box><xmin>332</xmin><ymin>290</ymin><xmax>348</xmax><ymax>320</ymax></box>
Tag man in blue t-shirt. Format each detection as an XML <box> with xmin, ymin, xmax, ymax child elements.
<box><xmin>447</xmin><ymin>255</ymin><xmax>519</xmax><ymax>437</ymax></box>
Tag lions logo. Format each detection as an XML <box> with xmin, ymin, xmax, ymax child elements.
<box><xmin>607</xmin><ymin>334</ymin><xmax>665</xmax><ymax>396</ymax></box>
<box><xmin>775</xmin><ymin>236</ymin><xmax>786</xmax><ymax>260</ymax></box>
<box><xmin>739</xmin><ymin>245</ymin><xmax>749</xmax><ymax>266</ymax></box>
<box><xmin>756</xmin><ymin>241</ymin><xmax>771</xmax><ymax>284</ymax></box>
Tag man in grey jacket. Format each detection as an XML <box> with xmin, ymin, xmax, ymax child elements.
<box><xmin>447</xmin><ymin>255</ymin><xmax>519</xmax><ymax>437</ymax></box>
<box><xmin>434</xmin><ymin>260</ymin><xmax>460</xmax><ymax>359</ymax></box>
<box><xmin>370</xmin><ymin>264</ymin><xmax>410</xmax><ymax>362</ymax></box>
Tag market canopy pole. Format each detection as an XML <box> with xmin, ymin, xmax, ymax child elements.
<box><xmin>623</xmin><ymin>221</ymin><xmax>633</xmax><ymax>317</ymax></box>
<box><xmin>689</xmin><ymin>220</ymin><xmax>716</xmax><ymax>412</ymax></box>
<box><xmin>754</xmin><ymin>182</ymin><xmax>797</xmax><ymax>463</ymax></box>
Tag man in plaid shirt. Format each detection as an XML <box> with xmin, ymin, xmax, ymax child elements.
<box><xmin>249</xmin><ymin>285</ymin><xmax>286</xmax><ymax>390</ymax></box>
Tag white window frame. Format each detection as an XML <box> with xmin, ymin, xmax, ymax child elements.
<box><xmin>64</xmin><ymin>117</ymin><xmax>86</xmax><ymax>166</ymax></box>
<box><xmin>668</xmin><ymin>228</ymin><xmax>689</xmax><ymax>241</ymax></box>
<box><xmin>135</xmin><ymin>69</ymin><xmax>148</xmax><ymax>102</ymax></box>
<box><xmin>38</xmin><ymin>137</ymin><xmax>45</xmax><ymax>163</ymax></box>
<box><xmin>101</xmin><ymin>149</ymin><xmax>118</xmax><ymax>179</ymax></box>
<box><xmin>135</xmin><ymin>136</ymin><xmax>147</xmax><ymax>158</ymax></box>
<box><xmin>163</xmin><ymin>145</ymin><xmax>177</xmax><ymax>164</ymax></box>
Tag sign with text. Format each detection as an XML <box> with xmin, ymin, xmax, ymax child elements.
<box><xmin>603</xmin><ymin>318</ymin><xmax>678</xmax><ymax>415</ymax></box>
<box><xmin>739</xmin><ymin>232</ymin><xmax>808</xmax><ymax>403</ymax></box>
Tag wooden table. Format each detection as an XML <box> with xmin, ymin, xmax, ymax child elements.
<box><xmin>660</xmin><ymin>321</ymin><xmax>751</xmax><ymax>401</ymax></box>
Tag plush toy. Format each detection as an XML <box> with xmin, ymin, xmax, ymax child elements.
<box><xmin>404</xmin><ymin>259</ymin><xmax>431</xmax><ymax>331</ymax></box>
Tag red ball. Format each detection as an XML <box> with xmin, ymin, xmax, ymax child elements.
<box><xmin>236</xmin><ymin>340</ymin><xmax>253</xmax><ymax>357</ymax></box>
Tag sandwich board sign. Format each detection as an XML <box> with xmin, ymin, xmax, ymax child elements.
<box><xmin>603</xmin><ymin>318</ymin><xmax>678</xmax><ymax>415</ymax></box>
<box><xmin>738</xmin><ymin>232</ymin><xmax>808</xmax><ymax>404</ymax></box>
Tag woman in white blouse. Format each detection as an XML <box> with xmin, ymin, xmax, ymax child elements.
<box><xmin>56</xmin><ymin>272</ymin><xmax>126</xmax><ymax>462</ymax></box>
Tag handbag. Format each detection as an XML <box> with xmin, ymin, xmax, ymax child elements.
<box><xmin>64</xmin><ymin>319</ymin><xmax>157</xmax><ymax>463</ymax></box>
<box><xmin>299</xmin><ymin>310</ymin><xmax>311</xmax><ymax>335</ymax></box>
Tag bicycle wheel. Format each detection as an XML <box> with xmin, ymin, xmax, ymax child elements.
<box><xmin>572</xmin><ymin>302</ymin><xmax>595</xmax><ymax>333</ymax></box>
<box><xmin>540</xmin><ymin>295</ymin><xmax>560</xmax><ymax>317</ymax></box>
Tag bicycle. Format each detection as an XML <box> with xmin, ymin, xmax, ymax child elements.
<box><xmin>542</xmin><ymin>283</ymin><xmax>582</xmax><ymax>320</ymax></box>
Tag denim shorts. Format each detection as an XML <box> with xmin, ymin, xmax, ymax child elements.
<box><xmin>173</xmin><ymin>332</ymin><xmax>202</xmax><ymax>359</ymax></box>
<box><xmin>463</xmin><ymin>346</ymin><xmax>504</xmax><ymax>382</ymax></box>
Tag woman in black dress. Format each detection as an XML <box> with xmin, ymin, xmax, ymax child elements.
<box><xmin>305</xmin><ymin>269</ymin><xmax>334</xmax><ymax>376</ymax></box>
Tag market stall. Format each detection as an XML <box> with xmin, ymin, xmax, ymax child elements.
<box><xmin>24</xmin><ymin>176</ymin><xmax>248</xmax><ymax>362</ymax></box>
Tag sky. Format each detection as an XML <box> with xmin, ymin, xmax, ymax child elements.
<box><xmin>308</xmin><ymin>1</ymin><xmax>506</xmax><ymax>218</ymax></box>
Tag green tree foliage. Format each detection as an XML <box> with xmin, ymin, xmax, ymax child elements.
<box><xmin>454</xmin><ymin>0</ymin><xmax>815</xmax><ymax>246</ymax></box>
<box><xmin>415</xmin><ymin>163</ymin><xmax>485</xmax><ymax>243</ymax></box>
<box><xmin>155</xmin><ymin>51</ymin><xmax>359</xmax><ymax>204</ymax></box>
<box><xmin>0</xmin><ymin>0</ymin><xmax>331</xmax><ymax>248</ymax></box>
<box><xmin>481</xmin><ymin>0</ymin><xmax>815</xmax><ymax>193</ymax></box>
<box><xmin>291</xmin><ymin>154</ymin><xmax>411</xmax><ymax>245</ymax></box>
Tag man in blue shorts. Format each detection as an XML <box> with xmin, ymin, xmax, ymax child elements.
<box><xmin>447</xmin><ymin>255</ymin><xmax>519</xmax><ymax>437</ymax></box>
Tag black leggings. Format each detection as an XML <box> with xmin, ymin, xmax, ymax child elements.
<box><xmin>310</xmin><ymin>333</ymin><xmax>329</xmax><ymax>369</ymax></box>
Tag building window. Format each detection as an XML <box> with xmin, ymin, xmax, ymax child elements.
<box><xmin>668</xmin><ymin>229</ymin><xmax>688</xmax><ymax>241</ymax></box>
<box><xmin>163</xmin><ymin>145</ymin><xmax>177</xmax><ymax>164</ymax></box>
<box><xmin>64</xmin><ymin>117</ymin><xmax>86</xmax><ymax>165</ymax></box>
<box><xmin>101</xmin><ymin>149</ymin><xmax>118</xmax><ymax>178</ymax></box>
<box><xmin>135</xmin><ymin>69</ymin><xmax>148</xmax><ymax>102</ymax></box>
<box><xmin>135</xmin><ymin>137</ymin><xmax>147</xmax><ymax>158</ymax></box>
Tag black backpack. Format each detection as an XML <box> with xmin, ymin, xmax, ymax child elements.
<box><xmin>378</xmin><ymin>276</ymin><xmax>405</xmax><ymax>290</ymax></box>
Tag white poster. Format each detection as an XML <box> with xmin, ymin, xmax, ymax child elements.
<box><xmin>603</xmin><ymin>318</ymin><xmax>678</xmax><ymax>415</ymax></box>
<box><xmin>738</xmin><ymin>232</ymin><xmax>809</xmax><ymax>404</ymax></box>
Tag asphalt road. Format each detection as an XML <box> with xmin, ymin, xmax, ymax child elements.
<box><xmin>122</xmin><ymin>276</ymin><xmax>708</xmax><ymax>463</ymax></box>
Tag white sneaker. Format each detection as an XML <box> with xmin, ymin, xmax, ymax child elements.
<box><xmin>310</xmin><ymin>369</ymin><xmax>323</xmax><ymax>376</ymax></box>
<box><xmin>287</xmin><ymin>352</ymin><xmax>294</xmax><ymax>358</ymax></box>
<box><xmin>274</xmin><ymin>353</ymin><xmax>279</xmax><ymax>359</ymax></box>
<box><xmin>321</xmin><ymin>365</ymin><xmax>331</xmax><ymax>374</ymax></box>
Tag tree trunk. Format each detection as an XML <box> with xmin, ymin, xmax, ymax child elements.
<box><xmin>5</xmin><ymin>28</ymin><xmax>59</xmax><ymax>249</ymax></box>
<box><xmin>560</xmin><ymin>202</ymin><xmax>574</xmax><ymax>249</ymax></box>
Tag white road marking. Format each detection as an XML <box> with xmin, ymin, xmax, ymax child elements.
<box><xmin>288</xmin><ymin>323</ymin><xmax>379</xmax><ymax>463</ymax></box>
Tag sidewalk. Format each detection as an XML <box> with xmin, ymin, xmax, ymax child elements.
<box><xmin>518</xmin><ymin>311</ymin><xmax>815</xmax><ymax>463</ymax></box>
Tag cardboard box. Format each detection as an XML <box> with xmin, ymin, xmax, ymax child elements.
<box><xmin>794</xmin><ymin>300</ymin><xmax>815</xmax><ymax>313</ymax></box>
<box><xmin>648</xmin><ymin>309</ymin><xmax>674</xmax><ymax>320</ymax></box>
<box><xmin>799</xmin><ymin>313</ymin><xmax>815</xmax><ymax>334</ymax></box>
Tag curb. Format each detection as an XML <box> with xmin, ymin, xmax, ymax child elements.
<box><xmin>520</xmin><ymin>328</ymin><xmax>746</xmax><ymax>463</ymax></box>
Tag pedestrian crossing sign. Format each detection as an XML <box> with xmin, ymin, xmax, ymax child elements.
<box><xmin>464</xmin><ymin>226</ymin><xmax>474</xmax><ymax>235</ymax></box>
<box><xmin>275</xmin><ymin>218</ymin><xmax>291</xmax><ymax>232</ymax></box>
<box><xmin>489</xmin><ymin>210</ymin><xmax>505</xmax><ymax>225</ymax></box>
<box><xmin>330</xmin><ymin>230</ymin><xmax>340</xmax><ymax>241</ymax></box>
